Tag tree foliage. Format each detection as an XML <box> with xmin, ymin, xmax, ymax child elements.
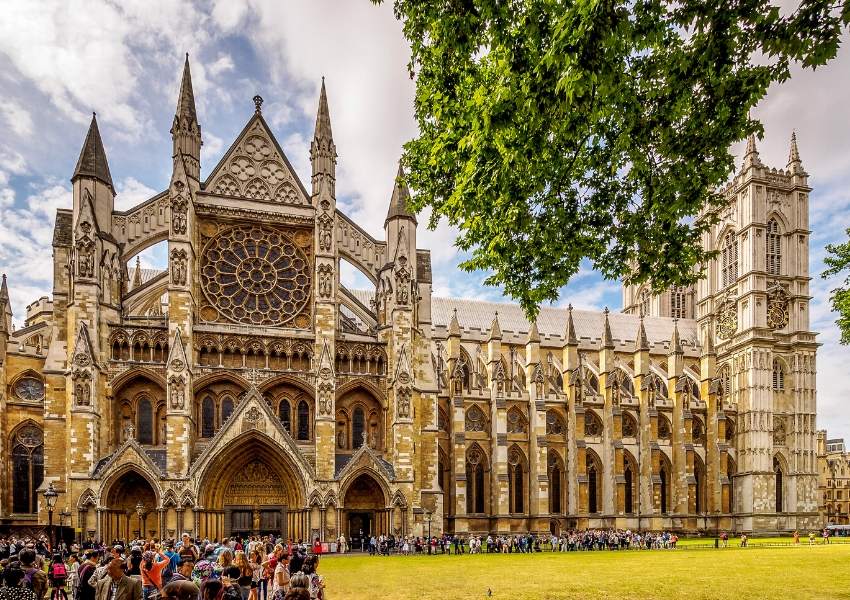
<box><xmin>375</xmin><ymin>0</ymin><xmax>849</xmax><ymax>318</ymax></box>
<box><xmin>824</xmin><ymin>231</ymin><xmax>850</xmax><ymax>344</ymax></box>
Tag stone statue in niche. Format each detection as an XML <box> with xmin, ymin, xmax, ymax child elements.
<box><xmin>171</xmin><ymin>249</ymin><xmax>188</xmax><ymax>286</ymax></box>
<box><xmin>169</xmin><ymin>375</ymin><xmax>185</xmax><ymax>410</ymax></box>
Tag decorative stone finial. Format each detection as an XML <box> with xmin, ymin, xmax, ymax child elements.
<box><xmin>253</xmin><ymin>95</ymin><xmax>264</xmax><ymax>114</ymax></box>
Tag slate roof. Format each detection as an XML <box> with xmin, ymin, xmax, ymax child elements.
<box><xmin>72</xmin><ymin>114</ymin><xmax>114</xmax><ymax>189</ymax></box>
<box><xmin>53</xmin><ymin>210</ymin><xmax>73</xmax><ymax>246</ymax></box>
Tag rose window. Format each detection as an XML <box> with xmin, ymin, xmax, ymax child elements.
<box><xmin>14</xmin><ymin>377</ymin><xmax>45</xmax><ymax>402</ymax></box>
<box><xmin>200</xmin><ymin>225</ymin><xmax>311</xmax><ymax>326</ymax></box>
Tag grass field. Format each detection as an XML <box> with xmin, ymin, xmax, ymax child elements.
<box><xmin>318</xmin><ymin>542</ymin><xmax>850</xmax><ymax>599</ymax></box>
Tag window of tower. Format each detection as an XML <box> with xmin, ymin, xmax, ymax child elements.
<box><xmin>671</xmin><ymin>286</ymin><xmax>687</xmax><ymax>319</ymax></box>
<box><xmin>639</xmin><ymin>289</ymin><xmax>651</xmax><ymax>317</ymax></box>
<box><xmin>772</xmin><ymin>360</ymin><xmax>785</xmax><ymax>391</ymax></box>
<box><xmin>767</xmin><ymin>218</ymin><xmax>782</xmax><ymax>275</ymax></box>
<box><xmin>721</xmin><ymin>232</ymin><xmax>738</xmax><ymax>288</ymax></box>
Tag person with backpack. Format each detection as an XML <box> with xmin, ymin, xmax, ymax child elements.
<box><xmin>48</xmin><ymin>555</ymin><xmax>69</xmax><ymax>600</ymax></box>
<box><xmin>75</xmin><ymin>552</ymin><xmax>98</xmax><ymax>600</ymax></box>
<box><xmin>18</xmin><ymin>549</ymin><xmax>48</xmax><ymax>600</ymax></box>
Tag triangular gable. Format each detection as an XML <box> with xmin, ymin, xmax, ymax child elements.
<box><xmin>92</xmin><ymin>438</ymin><xmax>164</xmax><ymax>479</ymax></box>
<box><xmin>393</xmin><ymin>343</ymin><xmax>413</xmax><ymax>386</ymax></box>
<box><xmin>203</xmin><ymin>113</ymin><xmax>310</xmax><ymax>206</ymax></box>
<box><xmin>71</xmin><ymin>322</ymin><xmax>98</xmax><ymax>370</ymax></box>
<box><xmin>336</xmin><ymin>441</ymin><xmax>395</xmax><ymax>484</ymax></box>
<box><xmin>167</xmin><ymin>327</ymin><xmax>190</xmax><ymax>373</ymax></box>
<box><xmin>316</xmin><ymin>337</ymin><xmax>335</xmax><ymax>379</ymax></box>
<box><xmin>188</xmin><ymin>386</ymin><xmax>315</xmax><ymax>483</ymax></box>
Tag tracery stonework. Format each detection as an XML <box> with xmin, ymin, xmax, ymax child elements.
<box><xmin>199</xmin><ymin>223</ymin><xmax>312</xmax><ymax>327</ymax></box>
<box><xmin>0</xmin><ymin>57</ymin><xmax>819</xmax><ymax>541</ymax></box>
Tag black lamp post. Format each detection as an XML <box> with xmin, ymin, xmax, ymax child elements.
<box><xmin>43</xmin><ymin>482</ymin><xmax>58</xmax><ymax>552</ymax></box>
<box><xmin>136</xmin><ymin>501</ymin><xmax>146</xmax><ymax>541</ymax></box>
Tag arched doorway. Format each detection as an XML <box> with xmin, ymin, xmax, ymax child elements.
<box><xmin>342</xmin><ymin>473</ymin><xmax>387</xmax><ymax>551</ymax></box>
<box><xmin>197</xmin><ymin>433</ymin><xmax>307</xmax><ymax>541</ymax></box>
<box><xmin>103</xmin><ymin>470</ymin><xmax>158</xmax><ymax>542</ymax></box>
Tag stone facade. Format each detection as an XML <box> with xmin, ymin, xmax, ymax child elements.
<box><xmin>817</xmin><ymin>431</ymin><xmax>850</xmax><ymax>525</ymax></box>
<box><xmin>0</xmin><ymin>57</ymin><xmax>820</xmax><ymax>542</ymax></box>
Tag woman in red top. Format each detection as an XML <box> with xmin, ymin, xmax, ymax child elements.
<box><xmin>141</xmin><ymin>548</ymin><xmax>171</xmax><ymax>600</ymax></box>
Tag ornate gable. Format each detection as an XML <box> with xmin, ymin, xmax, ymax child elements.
<box><xmin>204</xmin><ymin>114</ymin><xmax>309</xmax><ymax>206</ymax></box>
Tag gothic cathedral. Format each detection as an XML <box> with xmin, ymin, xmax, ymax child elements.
<box><xmin>0</xmin><ymin>57</ymin><xmax>819</xmax><ymax>541</ymax></box>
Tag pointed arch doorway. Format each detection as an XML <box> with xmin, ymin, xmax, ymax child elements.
<box><xmin>342</xmin><ymin>473</ymin><xmax>388</xmax><ymax>550</ymax></box>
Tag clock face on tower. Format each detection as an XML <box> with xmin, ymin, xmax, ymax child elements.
<box><xmin>199</xmin><ymin>224</ymin><xmax>312</xmax><ymax>327</ymax></box>
<box><xmin>14</xmin><ymin>377</ymin><xmax>45</xmax><ymax>402</ymax></box>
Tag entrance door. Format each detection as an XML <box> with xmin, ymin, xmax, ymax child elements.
<box><xmin>348</xmin><ymin>512</ymin><xmax>372</xmax><ymax>551</ymax></box>
<box><xmin>231</xmin><ymin>510</ymin><xmax>253</xmax><ymax>539</ymax></box>
<box><xmin>259</xmin><ymin>509</ymin><xmax>286</xmax><ymax>539</ymax></box>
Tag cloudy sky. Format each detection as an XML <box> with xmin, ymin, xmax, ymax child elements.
<box><xmin>0</xmin><ymin>1</ymin><xmax>848</xmax><ymax>438</ymax></box>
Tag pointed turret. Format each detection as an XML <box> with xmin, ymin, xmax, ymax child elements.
<box><xmin>0</xmin><ymin>274</ymin><xmax>11</xmax><ymax>333</ymax></box>
<box><xmin>669</xmin><ymin>319</ymin><xmax>683</xmax><ymax>355</ymax></box>
<box><xmin>311</xmin><ymin>78</ymin><xmax>337</xmax><ymax>204</ymax></box>
<box><xmin>489</xmin><ymin>311</ymin><xmax>502</xmax><ymax>340</ymax></box>
<box><xmin>700</xmin><ymin>325</ymin><xmax>715</xmax><ymax>358</ymax></box>
<box><xmin>565</xmin><ymin>304</ymin><xmax>578</xmax><ymax>346</ymax></box>
<box><xmin>448</xmin><ymin>308</ymin><xmax>461</xmax><ymax>337</ymax></box>
<box><xmin>635</xmin><ymin>315</ymin><xmax>650</xmax><ymax>352</ymax></box>
<box><xmin>787</xmin><ymin>131</ymin><xmax>806</xmax><ymax>176</ymax></box>
<box><xmin>171</xmin><ymin>54</ymin><xmax>201</xmax><ymax>180</ymax></box>
<box><xmin>601</xmin><ymin>307</ymin><xmax>614</xmax><ymax>350</ymax></box>
<box><xmin>527</xmin><ymin>321</ymin><xmax>540</xmax><ymax>344</ymax></box>
<box><xmin>72</xmin><ymin>112</ymin><xmax>114</xmax><ymax>193</ymax></box>
<box><xmin>741</xmin><ymin>133</ymin><xmax>762</xmax><ymax>170</ymax></box>
<box><xmin>386</xmin><ymin>161</ymin><xmax>417</xmax><ymax>224</ymax></box>
<box><xmin>132</xmin><ymin>257</ymin><xmax>142</xmax><ymax>289</ymax></box>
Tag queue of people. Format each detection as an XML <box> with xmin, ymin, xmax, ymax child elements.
<box><xmin>0</xmin><ymin>535</ymin><xmax>325</xmax><ymax>600</ymax></box>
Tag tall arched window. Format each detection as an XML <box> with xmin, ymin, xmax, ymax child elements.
<box><xmin>297</xmin><ymin>400</ymin><xmax>310</xmax><ymax>441</ymax></box>
<box><xmin>466</xmin><ymin>445</ymin><xmax>486</xmax><ymax>514</ymax></box>
<box><xmin>201</xmin><ymin>396</ymin><xmax>215</xmax><ymax>438</ymax></box>
<box><xmin>671</xmin><ymin>286</ymin><xmax>687</xmax><ymax>319</ymax></box>
<box><xmin>721</xmin><ymin>232</ymin><xmax>738</xmax><ymax>288</ymax></box>
<box><xmin>766</xmin><ymin>218</ymin><xmax>781</xmax><ymax>275</ymax></box>
<box><xmin>588</xmin><ymin>460</ymin><xmax>599</xmax><ymax>514</ymax></box>
<box><xmin>11</xmin><ymin>425</ymin><xmax>44</xmax><ymax>514</ymax></box>
<box><xmin>624</xmin><ymin>465</ymin><xmax>634</xmax><ymax>514</ymax></box>
<box><xmin>352</xmin><ymin>406</ymin><xmax>365</xmax><ymax>448</ymax></box>
<box><xmin>508</xmin><ymin>446</ymin><xmax>526</xmax><ymax>514</ymax></box>
<box><xmin>772</xmin><ymin>360</ymin><xmax>785</xmax><ymax>391</ymax></box>
<box><xmin>694</xmin><ymin>456</ymin><xmax>706</xmax><ymax>513</ymax></box>
<box><xmin>221</xmin><ymin>396</ymin><xmax>234</xmax><ymax>425</ymax></box>
<box><xmin>660</xmin><ymin>464</ymin><xmax>669</xmax><ymax>513</ymax></box>
<box><xmin>774</xmin><ymin>457</ymin><xmax>784</xmax><ymax>513</ymax></box>
<box><xmin>137</xmin><ymin>397</ymin><xmax>153</xmax><ymax>445</ymax></box>
<box><xmin>548</xmin><ymin>450</ymin><xmax>563</xmax><ymax>514</ymax></box>
<box><xmin>278</xmin><ymin>399</ymin><xmax>291</xmax><ymax>434</ymax></box>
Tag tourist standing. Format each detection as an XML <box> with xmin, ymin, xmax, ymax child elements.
<box><xmin>95</xmin><ymin>559</ymin><xmax>142</xmax><ymax>600</ymax></box>
<box><xmin>1</xmin><ymin>566</ymin><xmax>38</xmax><ymax>600</ymax></box>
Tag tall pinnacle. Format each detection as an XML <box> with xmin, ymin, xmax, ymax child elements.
<box><xmin>601</xmin><ymin>307</ymin><xmax>614</xmax><ymax>349</ymax></box>
<box><xmin>635</xmin><ymin>315</ymin><xmax>649</xmax><ymax>352</ymax></box>
<box><xmin>175</xmin><ymin>53</ymin><xmax>197</xmax><ymax>127</ymax></box>
<box><xmin>787</xmin><ymin>130</ymin><xmax>806</xmax><ymax>175</ymax></box>
<box><xmin>527</xmin><ymin>321</ymin><xmax>540</xmax><ymax>344</ymax></box>
<box><xmin>313</xmin><ymin>77</ymin><xmax>333</xmax><ymax>143</ymax></box>
<box><xmin>742</xmin><ymin>133</ymin><xmax>762</xmax><ymax>170</ymax></box>
<box><xmin>386</xmin><ymin>161</ymin><xmax>416</xmax><ymax>223</ymax></box>
<box><xmin>565</xmin><ymin>304</ymin><xmax>578</xmax><ymax>346</ymax></box>
<box><xmin>72</xmin><ymin>113</ymin><xmax>114</xmax><ymax>190</ymax></box>
<box><xmin>132</xmin><ymin>256</ymin><xmax>142</xmax><ymax>289</ymax></box>
<box><xmin>669</xmin><ymin>319</ymin><xmax>683</xmax><ymax>355</ymax></box>
<box><xmin>700</xmin><ymin>324</ymin><xmax>715</xmax><ymax>358</ymax></box>
<box><xmin>448</xmin><ymin>308</ymin><xmax>461</xmax><ymax>337</ymax></box>
<box><xmin>489</xmin><ymin>311</ymin><xmax>502</xmax><ymax>340</ymax></box>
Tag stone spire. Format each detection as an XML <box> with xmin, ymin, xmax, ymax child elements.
<box><xmin>635</xmin><ymin>314</ymin><xmax>649</xmax><ymax>352</ymax></box>
<box><xmin>448</xmin><ymin>308</ymin><xmax>461</xmax><ymax>337</ymax></box>
<box><xmin>72</xmin><ymin>113</ymin><xmax>113</xmax><ymax>190</ymax></box>
<box><xmin>669</xmin><ymin>319</ymin><xmax>683</xmax><ymax>355</ymax></box>
<box><xmin>489</xmin><ymin>311</ymin><xmax>502</xmax><ymax>340</ymax></box>
<box><xmin>0</xmin><ymin>274</ymin><xmax>11</xmax><ymax>333</ymax></box>
<box><xmin>171</xmin><ymin>54</ymin><xmax>201</xmax><ymax>180</ymax></box>
<box><xmin>313</xmin><ymin>77</ymin><xmax>334</xmax><ymax>144</ymax></box>
<box><xmin>527</xmin><ymin>321</ymin><xmax>540</xmax><ymax>344</ymax></box>
<box><xmin>132</xmin><ymin>256</ymin><xmax>142</xmax><ymax>289</ymax></box>
<box><xmin>601</xmin><ymin>307</ymin><xmax>614</xmax><ymax>349</ymax></box>
<box><xmin>565</xmin><ymin>304</ymin><xmax>577</xmax><ymax>346</ymax></box>
<box><xmin>787</xmin><ymin>130</ymin><xmax>806</xmax><ymax>176</ymax></box>
<box><xmin>386</xmin><ymin>161</ymin><xmax>417</xmax><ymax>224</ymax></box>
<box><xmin>742</xmin><ymin>133</ymin><xmax>762</xmax><ymax>170</ymax></box>
<box><xmin>700</xmin><ymin>324</ymin><xmax>715</xmax><ymax>357</ymax></box>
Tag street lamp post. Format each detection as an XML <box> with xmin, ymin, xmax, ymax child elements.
<box><xmin>136</xmin><ymin>501</ymin><xmax>146</xmax><ymax>541</ymax></box>
<box><xmin>43</xmin><ymin>483</ymin><xmax>58</xmax><ymax>553</ymax></box>
<box><xmin>424</xmin><ymin>511</ymin><xmax>432</xmax><ymax>555</ymax></box>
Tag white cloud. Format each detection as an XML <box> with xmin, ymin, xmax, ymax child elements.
<box><xmin>115</xmin><ymin>177</ymin><xmax>159</xmax><ymax>211</ymax></box>
<box><xmin>208</xmin><ymin>54</ymin><xmax>235</xmax><ymax>77</ymax></box>
<box><xmin>0</xmin><ymin>100</ymin><xmax>33</xmax><ymax>136</ymax></box>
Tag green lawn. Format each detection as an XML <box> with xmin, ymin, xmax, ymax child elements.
<box><xmin>318</xmin><ymin>543</ymin><xmax>850</xmax><ymax>599</ymax></box>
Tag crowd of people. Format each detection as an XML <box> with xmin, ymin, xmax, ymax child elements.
<box><xmin>0</xmin><ymin>534</ymin><xmax>324</xmax><ymax>600</ymax></box>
